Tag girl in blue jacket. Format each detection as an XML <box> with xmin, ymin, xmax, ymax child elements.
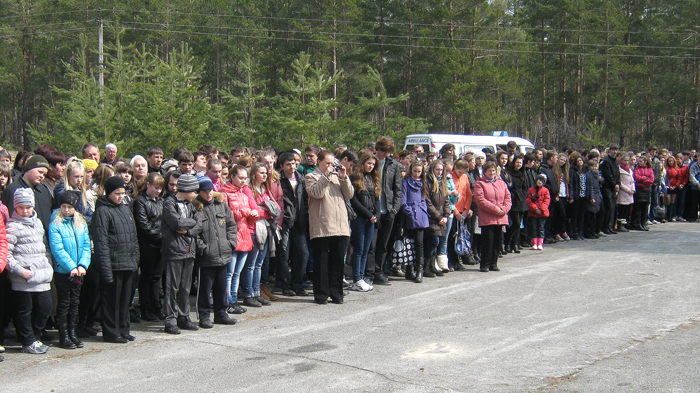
<box><xmin>49</xmin><ymin>191</ymin><xmax>91</xmax><ymax>350</ymax></box>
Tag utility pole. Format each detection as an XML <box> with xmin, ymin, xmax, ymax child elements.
<box><xmin>97</xmin><ymin>9</ymin><xmax>104</xmax><ymax>100</ymax></box>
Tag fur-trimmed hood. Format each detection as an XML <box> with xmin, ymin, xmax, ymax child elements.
<box><xmin>192</xmin><ymin>192</ymin><xmax>225</xmax><ymax>210</ymax></box>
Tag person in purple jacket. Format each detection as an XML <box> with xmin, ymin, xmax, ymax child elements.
<box><xmin>400</xmin><ymin>161</ymin><xmax>434</xmax><ymax>283</ymax></box>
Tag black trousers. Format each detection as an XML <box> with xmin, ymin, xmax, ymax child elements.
<box><xmin>549</xmin><ymin>198</ymin><xmax>567</xmax><ymax>236</ymax></box>
<box><xmin>504</xmin><ymin>211</ymin><xmax>523</xmax><ymax>248</ymax></box>
<box><xmin>633</xmin><ymin>199</ymin><xmax>650</xmax><ymax>227</ymax></box>
<box><xmin>686</xmin><ymin>189</ymin><xmax>700</xmax><ymax>222</ymax></box>
<box><xmin>54</xmin><ymin>272</ymin><xmax>81</xmax><ymax>328</ymax></box>
<box><xmin>480</xmin><ymin>225</ymin><xmax>502</xmax><ymax>271</ymax></box>
<box><xmin>100</xmin><ymin>270</ymin><xmax>134</xmax><ymax>341</ymax></box>
<box><xmin>277</xmin><ymin>224</ymin><xmax>309</xmax><ymax>290</ymax></box>
<box><xmin>602</xmin><ymin>188</ymin><xmax>617</xmax><ymax>231</ymax></box>
<box><xmin>138</xmin><ymin>244</ymin><xmax>164</xmax><ymax>315</ymax></box>
<box><xmin>311</xmin><ymin>236</ymin><xmax>348</xmax><ymax>303</ymax></box>
<box><xmin>366</xmin><ymin>213</ymin><xmax>396</xmax><ymax>279</ymax></box>
<box><xmin>79</xmin><ymin>253</ymin><xmax>101</xmax><ymax>327</ymax></box>
<box><xmin>0</xmin><ymin>270</ymin><xmax>11</xmax><ymax>345</ymax></box>
<box><xmin>196</xmin><ymin>265</ymin><xmax>229</xmax><ymax>321</ymax></box>
<box><xmin>13</xmin><ymin>290</ymin><xmax>52</xmax><ymax>346</ymax></box>
<box><xmin>570</xmin><ymin>198</ymin><xmax>586</xmax><ymax>237</ymax></box>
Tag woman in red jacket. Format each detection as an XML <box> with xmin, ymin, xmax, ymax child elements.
<box><xmin>220</xmin><ymin>165</ymin><xmax>258</xmax><ymax>315</ymax></box>
<box><xmin>527</xmin><ymin>174</ymin><xmax>551</xmax><ymax>250</ymax></box>
<box><xmin>632</xmin><ymin>156</ymin><xmax>654</xmax><ymax>230</ymax></box>
<box><xmin>665</xmin><ymin>156</ymin><xmax>682</xmax><ymax>222</ymax></box>
<box><xmin>474</xmin><ymin>162</ymin><xmax>511</xmax><ymax>272</ymax></box>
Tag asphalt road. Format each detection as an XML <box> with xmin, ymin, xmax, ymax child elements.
<box><xmin>2</xmin><ymin>222</ymin><xmax>699</xmax><ymax>392</ymax></box>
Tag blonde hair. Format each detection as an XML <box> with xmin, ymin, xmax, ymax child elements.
<box><xmin>52</xmin><ymin>207</ymin><xmax>87</xmax><ymax>233</ymax></box>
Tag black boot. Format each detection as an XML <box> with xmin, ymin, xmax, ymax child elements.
<box><xmin>423</xmin><ymin>257</ymin><xmax>436</xmax><ymax>278</ymax></box>
<box><xmin>58</xmin><ymin>318</ymin><xmax>76</xmax><ymax>350</ymax></box>
<box><xmin>414</xmin><ymin>258</ymin><xmax>424</xmax><ymax>283</ymax></box>
<box><xmin>405</xmin><ymin>264</ymin><xmax>416</xmax><ymax>281</ymax></box>
<box><xmin>68</xmin><ymin>309</ymin><xmax>84</xmax><ymax>348</ymax></box>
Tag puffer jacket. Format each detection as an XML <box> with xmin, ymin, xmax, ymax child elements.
<box><xmin>54</xmin><ymin>181</ymin><xmax>93</xmax><ymax>224</ymax></box>
<box><xmin>91</xmin><ymin>195</ymin><xmax>139</xmax><ymax>283</ymax></box>
<box><xmin>133</xmin><ymin>193</ymin><xmax>164</xmax><ymax>249</ymax></box>
<box><xmin>527</xmin><ymin>185</ymin><xmax>551</xmax><ymax>218</ymax></box>
<box><xmin>6</xmin><ymin>212</ymin><xmax>53</xmax><ymax>292</ymax></box>
<box><xmin>474</xmin><ymin>176</ymin><xmax>512</xmax><ymax>226</ymax></box>
<box><xmin>401</xmin><ymin>177</ymin><xmax>430</xmax><ymax>230</ymax></box>
<box><xmin>220</xmin><ymin>182</ymin><xmax>254</xmax><ymax>252</ymax></box>
<box><xmin>425</xmin><ymin>177</ymin><xmax>450</xmax><ymax>236</ymax></box>
<box><xmin>306</xmin><ymin>168</ymin><xmax>354</xmax><ymax>239</ymax></box>
<box><xmin>617</xmin><ymin>166</ymin><xmax>636</xmax><ymax>205</ymax></box>
<box><xmin>634</xmin><ymin>166</ymin><xmax>654</xmax><ymax>191</ymax></box>
<box><xmin>49</xmin><ymin>210</ymin><xmax>91</xmax><ymax>274</ymax></box>
<box><xmin>242</xmin><ymin>186</ymin><xmax>275</xmax><ymax>235</ymax></box>
<box><xmin>161</xmin><ymin>193</ymin><xmax>203</xmax><ymax>260</ymax></box>
<box><xmin>193</xmin><ymin>192</ymin><xmax>237</xmax><ymax>267</ymax></box>
<box><xmin>2</xmin><ymin>177</ymin><xmax>54</xmax><ymax>235</ymax></box>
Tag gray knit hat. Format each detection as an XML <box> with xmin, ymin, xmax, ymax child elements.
<box><xmin>13</xmin><ymin>188</ymin><xmax>35</xmax><ymax>208</ymax></box>
<box><xmin>177</xmin><ymin>174</ymin><xmax>199</xmax><ymax>193</ymax></box>
<box><xmin>23</xmin><ymin>155</ymin><xmax>50</xmax><ymax>173</ymax></box>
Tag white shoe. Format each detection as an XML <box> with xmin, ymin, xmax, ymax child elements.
<box><xmin>0</xmin><ymin>344</ymin><xmax>4</xmax><ymax>353</ymax></box>
<box><xmin>352</xmin><ymin>281</ymin><xmax>370</xmax><ymax>292</ymax></box>
<box><xmin>360</xmin><ymin>279</ymin><xmax>373</xmax><ymax>291</ymax></box>
<box><xmin>537</xmin><ymin>245</ymin><xmax>543</xmax><ymax>250</ymax></box>
<box><xmin>677</xmin><ymin>217</ymin><xmax>686</xmax><ymax>222</ymax></box>
<box><xmin>436</xmin><ymin>255</ymin><xmax>450</xmax><ymax>272</ymax></box>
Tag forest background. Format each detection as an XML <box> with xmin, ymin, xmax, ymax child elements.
<box><xmin>1</xmin><ymin>0</ymin><xmax>699</xmax><ymax>156</ymax></box>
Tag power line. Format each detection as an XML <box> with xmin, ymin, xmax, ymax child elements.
<box><xmin>0</xmin><ymin>9</ymin><xmax>87</xmax><ymax>20</ymax></box>
<box><xmin>111</xmin><ymin>25</ymin><xmax>700</xmax><ymax>60</ymax></box>
<box><xmin>107</xmin><ymin>19</ymin><xmax>700</xmax><ymax>52</ymax></box>
<box><xmin>0</xmin><ymin>27</ymin><xmax>90</xmax><ymax>39</ymax></box>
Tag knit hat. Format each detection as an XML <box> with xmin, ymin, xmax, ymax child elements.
<box><xmin>82</xmin><ymin>159</ymin><xmax>99</xmax><ymax>171</ymax></box>
<box><xmin>23</xmin><ymin>155</ymin><xmax>50</xmax><ymax>173</ymax></box>
<box><xmin>162</xmin><ymin>159</ymin><xmax>178</xmax><ymax>173</ymax></box>
<box><xmin>104</xmin><ymin>176</ymin><xmax>127</xmax><ymax>196</ymax></box>
<box><xmin>13</xmin><ymin>188</ymin><xmax>34</xmax><ymax>208</ymax></box>
<box><xmin>177</xmin><ymin>174</ymin><xmax>199</xmax><ymax>193</ymax></box>
<box><xmin>59</xmin><ymin>190</ymin><xmax>81</xmax><ymax>210</ymax></box>
<box><xmin>536</xmin><ymin>173</ymin><xmax>547</xmax><ymax>183</ymax></box>
<box><xmin>198</xmin><ymin>176</ymin><xmax>214</xmax><ymax>192</ymax></box>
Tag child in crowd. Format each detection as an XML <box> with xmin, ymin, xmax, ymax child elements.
<box><xmin>7</xmin><ymin>188</ymin><xmax>52</xmax><ymax>354</ymax></box>
<box><xmin>527</xmin><ymin>174</ymin><xmax>550</xmax><ymax>250</ymax></box>
<box><xmin>49</xmin><ymin>191</ymin><xmax>91</xmax><ymax>349</ymax></box>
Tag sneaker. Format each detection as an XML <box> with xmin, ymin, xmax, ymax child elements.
<box><xmin>199</xmin><ymin>319</ymin><xmax>214</xmax><ymax>329</ymax></box>
<box><xmin>21</xmin><ymin>341</ymin><xmax>48</xmax><ymax>354</ymax></box>
<box><xmin>360</xmin><ymin>280</ymin><xmax>374</xmax><ymax>291</ymax></box>
<box><xmin>294</xmin><ymin>288</ymin><xmax>309</xmax><ymax>296</ymax></box>
<box><xmin>352</xmin><ymin>281</ymin><xmax>369</xmax><ymax>292</ymax></box>
<box><xmin>214</xmin><ymin>316</ymin><xmax>237</xmax><ymax>325</ymax></box>
<box><xmin>255</xmin><ymin>296</ymin><xmax>271</xmax><ymax>306</ymax></box>
<box><xmin>537</xmin><ymin>244</ymin><xmax>543</xmax><ymax>250</ymax></box>
<box><xmin>243</xmin><ymin>297</ymin><xmax>262</xmax><ymax>307</ymax></box>
<box><xmin>554</xmin><ymin>235</ymin><xmax>563</xmax><ymax>242</ymax></box>
<box><xmin>363</xmin><ymin>277</ymin><xmax>373</xmax><ymax>286</ymax></box>
<box><xmin>177</xmin><ymin>319</ymin><xmax>199</xmax><ymax>331</ymax></box>
<box><xmin>677</xmin><ymin>217</ymin><xmax>686</xmax><ymax>222</ymax></box>
<box><xmin>164</xmin><ymin>325</ymin><xmax>181</xmax><ymax>335</ymax></box>
<box><xmin>0</xmin><ymin>345</ymin><xmax>4</xmax><ymax>353</ymax></box>
<box><xmin>227</xmin><ymin>303</ymin><xmax>247</xmax><ymax>314</ymax></box>
<box><xmin>342</xmin><ymin>278</ymin><xmax>351</xmax><ymax>288</ymax></box>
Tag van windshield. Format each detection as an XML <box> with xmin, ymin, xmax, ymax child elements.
<box><xmin>460</xmin><ymin>145</ymin><xmax>491</xmax><ymax>155</ymax></box>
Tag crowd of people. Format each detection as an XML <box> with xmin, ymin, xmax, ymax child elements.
<box><xmin>0</xmin><ymin>137</ymin><xmax>697</xmax><ymax>359</ymax></box>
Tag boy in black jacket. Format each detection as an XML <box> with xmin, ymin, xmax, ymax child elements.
<box><xmin>161</xmin><ymin>174</ymin><xmax>202</xmax><ymax>335</ymax></box>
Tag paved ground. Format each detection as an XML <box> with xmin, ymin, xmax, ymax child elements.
<box><xmin>2</xmin><ymin>222</ymin><xmax>699</xmax><ymax>392</ymax></box>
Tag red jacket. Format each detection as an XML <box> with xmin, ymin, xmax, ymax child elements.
<box><xmin>0</xmin><ymin>205</ymin><xmax>7</xmax><ymax>273</ymax></box>
<box><xmin>242</xmin><ymin>185</ymin><xmax>278</xmax><ymax>234</ymax></box>
<box><xmin>667</xmin><ymin>166</ymin><xmax>684</xmax><ymax>189</ymax></box>
<box><xmin>633</xmin><ymin>166</ymin><xmax>654</xmax><ymax>191</ymax></box>
<box><xmin>527</xmin><ymin>185</ymin><xmax>551</xmax><ymax>218</ymax></box>
<box><xmin>220</xmin><ymin>182</ymin><xmax>254</xmax><ymax>252</ymax></box>
<box><xmin>474</xmin><ymin>177</ymin><xmax>512</xmax><ymax>226</ymax></box>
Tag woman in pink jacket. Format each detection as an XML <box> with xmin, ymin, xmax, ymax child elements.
<box><xmin>474</xmin><ymin>161</ymin><xmax>512</xmax><ymax>272</ymax></box>
<box><xmin>617</xmin><ymin>153</ymin><xmax>636</xmax><ymax>230</ymax></box>
<box><xmin>220</xmin><ymin>165</ymin><xmax>258</xmax><ymax>315</ymax></box>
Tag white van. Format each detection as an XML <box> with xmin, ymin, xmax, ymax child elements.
<box><xmin>403</xmin><ymin>132</ymin><xmax>535</xmax><ymax>157</ymax></box>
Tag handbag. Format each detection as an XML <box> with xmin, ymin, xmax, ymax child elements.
<box><xmin>345</xmin><ymin>199</ymin><xmax>358</xmax><ymax>221</ymax></box>
<box><xmin>454</xmin><ymin>219</ymin><xmax>472</xmax><ymax>255</ymax></box>
<box><xmin>654</xmin><ymin>194</ymin><xmax>666</xmax><ymax>221</ymax></box>
<box><xmin>390</xmin><ymin>217</ymin><xmax>415</xmax><ymax>267</ymax></box>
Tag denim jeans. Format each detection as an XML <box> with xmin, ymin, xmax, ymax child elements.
<box><xmin>528</xmin><ymin>216</ymin><xmax>546</xmax><ymax>239</ymax></box>
<box><xmin>437</xmin><ymin>214</ymin><xmax>453</xmax><ymax>255</ymax></box>
<box><xmin>226</xmin><ymin>251</ymin><xmax>249</xmax><ymax>304</ymax></box>
<box><xmin>242</xmin><ymin>241</ymin><xmax>268</xmax><ymax>298</ymax></box>
<box><xmin>350</xmin><ymin>217</ymin><xmax>375</xmax><ymax>282</ymax></box>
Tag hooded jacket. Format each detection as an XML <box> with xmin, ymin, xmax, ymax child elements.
<box><xmin>54</xmin><ymin>181</ymin><xmax>93</xmax><ymax>224</ymax></box>
<box><xmin>220</xmin><ymin>182</ymin><xmax>254</xmax><ymax>252</ymax></box>
<box><xmin>91</xmin><ymin>195</ymin><xmax>139</xmax><ymax>283</ymax></box>
<box><xmin>6</xmin><ymin>211</ymin><xmax>51</xmax><ymax>291</ymax></box>
<box><xmin>49</xmin><ymin>210</ymin><xmax>91</xmax><ymax>275</ymax></box>
<box><xmin>526</xmin><ymin>185</ymin><xmax>551</xmax><ymax>218</ymax></box>
<box><xmin>193</xmin><ymin>192</ymin><xmax>237</xmax><ymax>267</ymax></box>
<box><xmin>474</xmin><ymin>176</ymin><xmax>512</xmax><ymax>226</ymax></box>
<box><xmin>617</xmin><ymin>165</ymin><xmax>636</xmax><ymax>205</ymax></box>
<box><xmin>161</xmin><ymin>193</ymin><xmax>203</xmax><ymax>260</ymax></box>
